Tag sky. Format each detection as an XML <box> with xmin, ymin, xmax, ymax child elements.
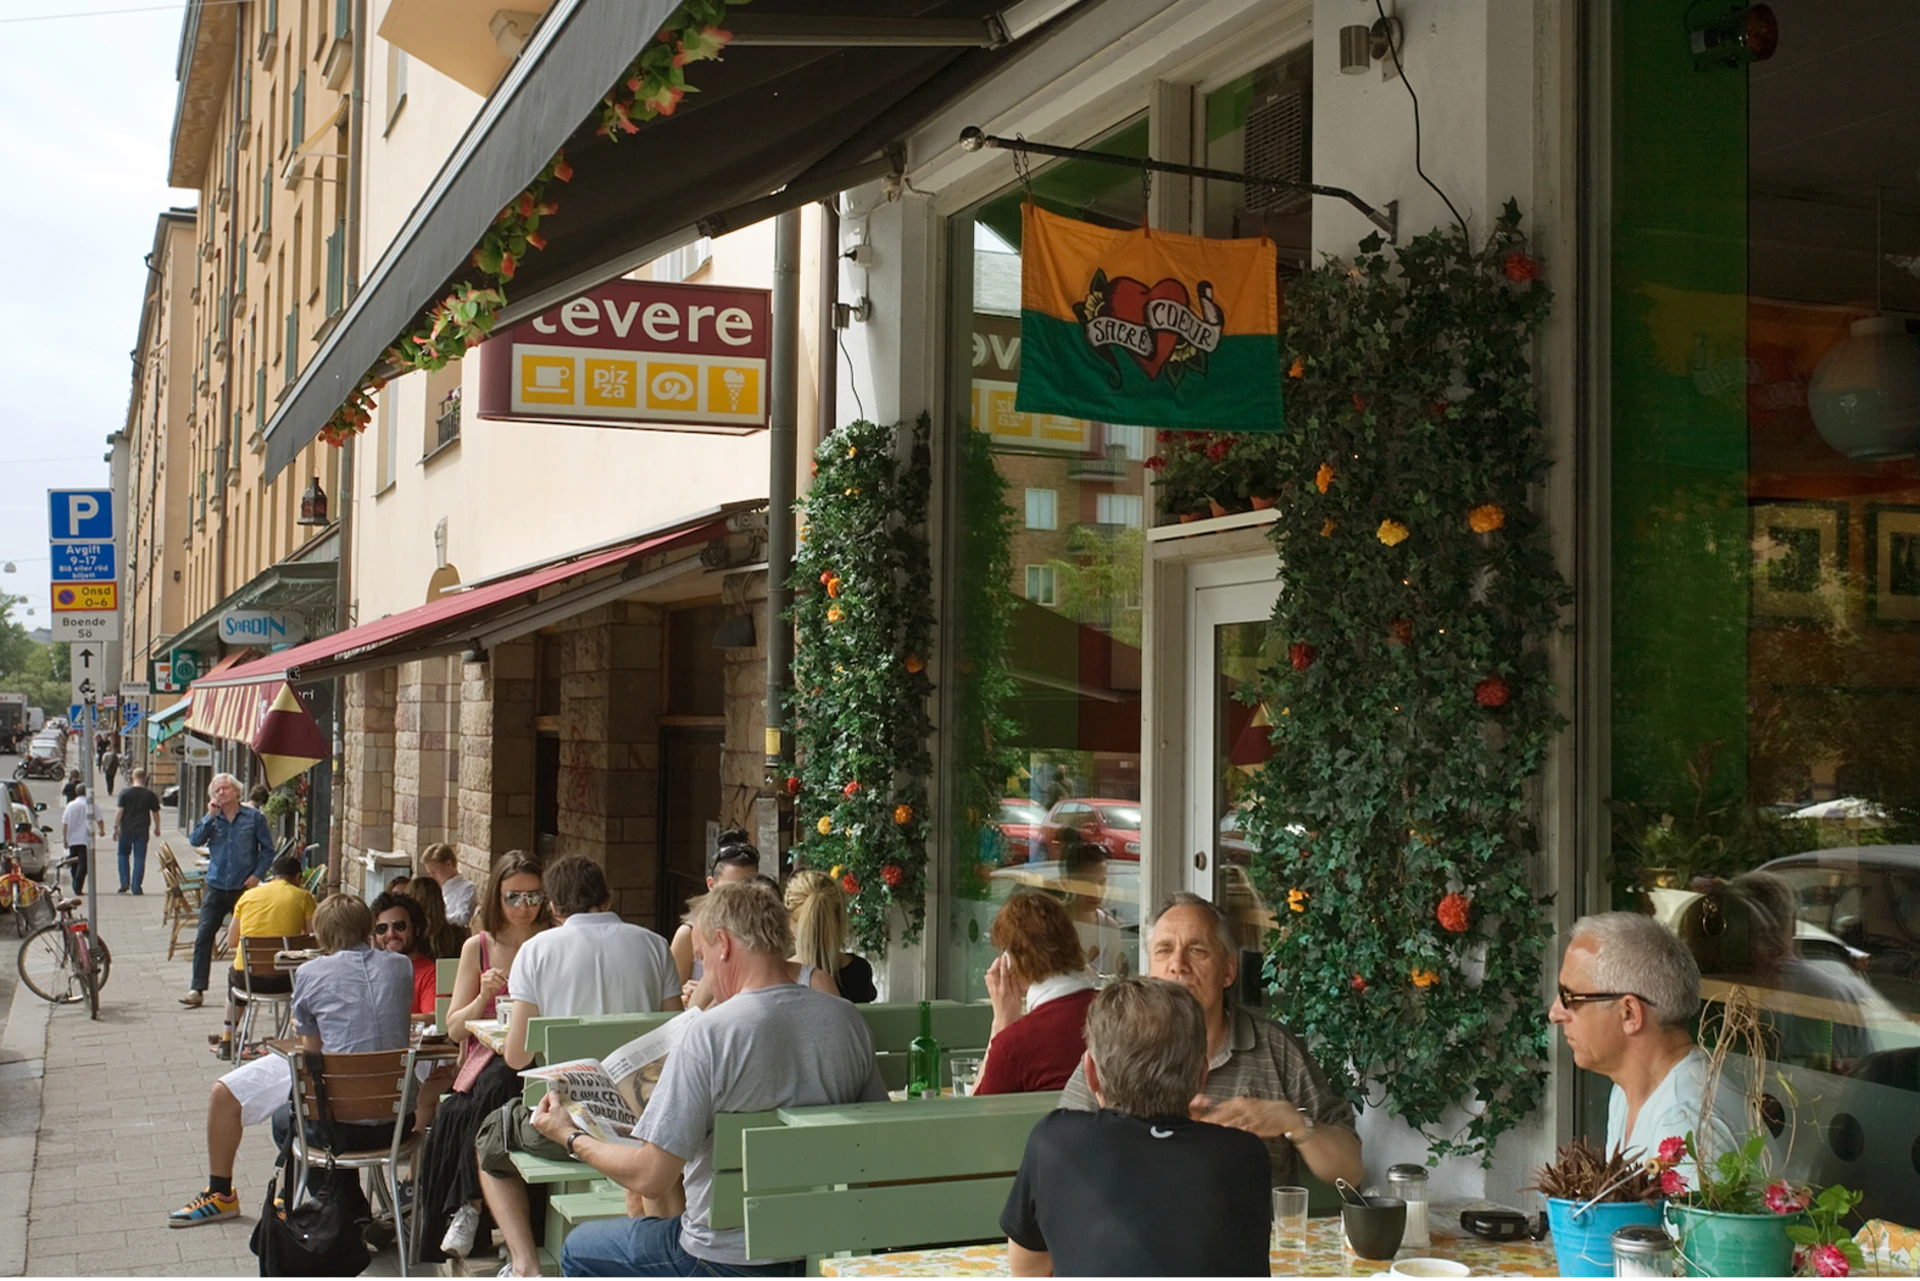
<box><xmin>0</xmin><ymin>1</ymin><xmax>187</xmax><ymax>629</ymax></box>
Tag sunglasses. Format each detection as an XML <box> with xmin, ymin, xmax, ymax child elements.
<box><xmin>503</xmin><ymin>890</ymin><xmax>547</xmax><ymax>908</ymax></box>
<box><xmin>373</xmin><ymin>921</ymin><xmax>410</xmax><ymax>936</ymax></box>
<box><xmin>1558</xmin><ymin>985</ymin><xmax>1655</xmax><ymax>1009</ymax></box>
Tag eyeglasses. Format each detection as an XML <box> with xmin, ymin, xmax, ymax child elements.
<box><xmin>373</xmin><ymin>922</ymin><xmax>409</xmax><ymax>936</ymax></box>
<box><xmin>1558</xmin><ymin>985</ymin><xmax>1655</xmax><ymax>1009</ymax></box>
<box><xmin>503</xmin><ymin>890</ymin><xmax>547</xmax><ymax>908</ymax></box>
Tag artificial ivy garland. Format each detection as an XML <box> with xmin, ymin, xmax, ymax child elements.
<box><xmin>316</xmin><ymin>0</ymin><xmax>749</xmax><ymax>445</ymax></box>
<box><xmin>785</xmin><ymin>417</ymin><xmax>935</xmax><ymax>954</ymax></box>
<box><xmin>1241</xmin><ymin>201</ymin><xmax>1569</xmax><ymax>1162</ymax></box>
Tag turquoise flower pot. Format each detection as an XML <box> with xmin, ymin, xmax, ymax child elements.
<box><xmin>1545</xmin><ymin>1198</ymin><xmax>1667</xmax><ymax>1277</ymax></box>
<box><xmin>1667</xmin><ymin>1205</ymin><xmax>1802</xmax><ymax>1277</ymax></box>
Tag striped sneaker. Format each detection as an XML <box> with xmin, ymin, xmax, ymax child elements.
<box><xmin>168</xmin><ymin>1188</ymin><xmax>240</xmax><ymax>1228</ymax></box>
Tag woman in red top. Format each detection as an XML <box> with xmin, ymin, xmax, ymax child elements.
<box><xmin>973</xmin><ymin>891</ymin><xmax>1098</xmax><ymax>1095</ymax></box>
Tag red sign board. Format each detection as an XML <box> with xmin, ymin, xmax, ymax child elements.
<box><xmin>477</xmin><ymin>280</ymin><xmax>772</xmax><ymax>434</ymax></box>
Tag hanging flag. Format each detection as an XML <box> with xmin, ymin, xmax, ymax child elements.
<box><xmin>252</xmin><ymin>683</ymin><xmax>330</xmax><ymax>787</ymax></box>
<box><xmin>1016</xmin><ymin>204</ymin><xmax>1283</xmax><ymax>432</ymax></box>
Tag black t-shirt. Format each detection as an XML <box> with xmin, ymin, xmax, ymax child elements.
<box><xmin>117</xmin><ymin>786</ymin><xmax>162</xmax><ymax>838</ymax></box>
<box><xmin>1001</xmin><ymin>1109</ymin><xmax>1271</xmax><ymax>1276</ymax></box>
<box><xmin>834</xmin><ymin>954</ymin><xmax>878</xmax><ymax>1004</ymax></box>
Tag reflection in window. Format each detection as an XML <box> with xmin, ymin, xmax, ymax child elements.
<box><xmin>1024</xmin><ymin>487</ymin><xmax>1058</xmax><ymax>531</ymax></box>
<box><xmin>1023</xmin><ymin>564</ymin><xmax>1058</xmax><ymax>607</ymax></box>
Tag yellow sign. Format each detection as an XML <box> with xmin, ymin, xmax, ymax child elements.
<box><xmin>644</xmin><ymin>362</ymin><xmax>701</xmax><ymax>412</ymax></box>
<box><xmin>52</xmin><ymin>582</ymin><xmax>117</xmax><ymax>611</ymax></box>
<box><xmin>505</xmin><ymin>342</ymin><xmax>767</xmax><ymax>430</ymax></box>
<box><xmin>583</xmin><ymin>358</ymin><xmax>637</xmax><ymax>408</ymax></box>
<box><xmin>707</xmin><ymin>363</ymin><xmax>761</xmax><ymax>416</ymax></box>
<box><xmin>520</xmin><ymin>355</ymin><xmax>574</xmax><ymax>404</ymax></box>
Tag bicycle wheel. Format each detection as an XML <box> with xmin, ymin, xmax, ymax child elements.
<box><xmin>87</xmin><ymin>931</ymin><xmax>111</xmax><ymax>993</ymax></box>
<box><xmin>17</xmin><ymin>923</ymin><xmax>78</xmax><ymax>1003</ymax></box>
<box><xmin>82</xmin><ymin>933</ymin><xmax>98</xmax><ymax>1019</ymax></box>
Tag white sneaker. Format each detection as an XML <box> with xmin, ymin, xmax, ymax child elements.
<box><xmin>179</xmin><ymin>989</ymin><xmax>203</xmax><ymax>1008</ymax></box>
<box><xmin>440</xmin><ymin>1204</ymin><xmax>479</xmax><ymax>1259</ymax></box>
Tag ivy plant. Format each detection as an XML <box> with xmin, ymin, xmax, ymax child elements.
<box><xmin>1240</xmin><ymin>201</ymin><xmax>1569</xmax><ymax>1161</ymax></box>
<box><xmin>784</xmin><ymin>417</ymin><xmax>936</xmax><ymax>954</ymax></box>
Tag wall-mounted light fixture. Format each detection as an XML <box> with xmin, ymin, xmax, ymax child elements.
<box><xmin>712</xmin><ymin>613</ymin><xmax>757</xmax><ymax>649</ymax></box>
<box><xmin>1340</xmin><ymin>7</ymin><xmax>1401</xmax><ymax>77</ymax></box>
<box><xmin>1690</xmin><ymin>3</ymin><xmax>1777</xmax><ymax>71</ymax></box>
<box><xmin>297</xmin><ymin>477</ymin><xmax>329</xmax><ymax>526</ymax></box>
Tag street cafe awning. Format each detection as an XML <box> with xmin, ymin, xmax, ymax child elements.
<box><xmin>146</xmin><ymin>697</ymin><xmax>193</xmax><ymax>746</ymax></box>
<box><xmin>265</xmin><ymin>0</ymin><xmax>1080</xmax><ymax>479</ymax></box>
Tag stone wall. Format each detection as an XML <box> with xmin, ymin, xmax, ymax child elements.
<box><xmin>392</xmin><ymin>655</ymin><xmax>459</xmax><ymax>856</ymax></box>
<box><xmin>342</xmin><ymin>666</ymin><xmax>397</xmax><ymax>893</ymax></box>
<box><xmin>457</xmin><ymin>638</ymin><xmax>536</xmax><ymax>886</ymax></box>
<box><xmin>721</xmin><ymin>570</ymin><xmax>770</xmax><ymax>834</ymax></box>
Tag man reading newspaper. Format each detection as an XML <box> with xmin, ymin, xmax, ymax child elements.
<box><xmin>533</xmin><ymin>879</ymin><xmax>887</xmax><ymax>1277</ymax></box>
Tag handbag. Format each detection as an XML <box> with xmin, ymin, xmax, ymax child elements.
<box><xmin>451</xmin><ymin>1033</ymin><xmax>495</xmax><ymax>1094</ymax></box>
<box><xmin>250</xmin><ymin>1051</ymin><xmax>375</xmax><ymax>1277</ymax></box>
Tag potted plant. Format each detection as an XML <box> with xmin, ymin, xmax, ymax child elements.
<box><xmin>1528</xmin><ymin>1139</ymin><xmax>1664</xmax><ymax>1277</ymax></box>
<box><xmin>1146</xmin><ymin>435</ymin><xmax>1218</xmax><ymax>522</ymax></box>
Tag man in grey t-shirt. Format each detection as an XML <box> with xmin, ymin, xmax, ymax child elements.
<box><xmin>534</xmin><ymin>880</ymin><xmax>885</xmax><ymax>1276</ymax></box>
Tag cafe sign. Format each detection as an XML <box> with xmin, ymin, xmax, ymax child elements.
<box><xmin>477</xmin><ymin>280</ymin><xmax>770</xmax><ymax>434</ymax></box>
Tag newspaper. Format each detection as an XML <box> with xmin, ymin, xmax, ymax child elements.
<box><xmin>518</xmin><ymin>1011</ymin><xmax>693</xmax><ymax>1145</ymax></box>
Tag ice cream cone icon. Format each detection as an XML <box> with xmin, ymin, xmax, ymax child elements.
<box><xmin>722</xmin><ymin>367</ymin><xmax>746</xmax><ymax>410</ymax></box>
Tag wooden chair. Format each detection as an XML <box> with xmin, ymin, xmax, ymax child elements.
<box><xmin>233</xmin><ymin>934</ymin><xmax>313</xmax><ymax>1049</ymax></box>
<box><xmin>159</xmin><ymin>857</ymin><xmax>200</xmax><ymax>961</ymax></box>
<box><xmin>286</xmin><ymin>1047</ymin><xmax>421</xmax><ymax>1277</ymax></box>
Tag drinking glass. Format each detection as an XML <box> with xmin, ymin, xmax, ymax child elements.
<box><xmin>1273</xmin><ymin>1185</ymin><xmax>1309</xmax><ymax>1252</ymax></box>
<box><xmin>494</xmin><ymin>995</ymin><xmax>513</xmax><ymax>1024</ymax></box>
<box><xmin>949</xmin><ymin>1055</ymin><xmax>985</xmax><ymax>1096</ymax></box>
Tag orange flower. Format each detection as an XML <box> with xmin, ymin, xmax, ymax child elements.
<box><xmin>1315</xmin><ymin>463</ymin><xmax>1335</xmax><ymax>494</ymax></box>
<box><xmin>894</xmin><ymin>804</ymin><xmax>914</xmax><ymax>826</ymax></box>
<box><xmin>1320</xmin><ymin>519</ymin><xmax>1337</xmax><ymax>538</ymax></box>
<box><xmin>826</xmin><ymin>605</ymin><xmax>845</xmax><ymax>623</ymax></box>
<box><xmin>1411</xmin><ymin>968</ymin><xmax>1440</xmax><ymax>988</ymax></box>
<box><xmin>1468</xmin><ymin>504</ymin><xmax>1506</xmax><ymax>534</ymax></box>
<box><xmin>826</xmin><ymin>576</ymin><xmax>843</xmax><ymax>598</ymax></box>
<box><xmin>1288</xmin><ymin>356</ymin><xmax>1305</xmax><ymax>378</ymax></box>
<box><xmin>1376</xmin><ymin>519</ymin><xmax>1410</xmax><ymax>547</ymax></box>
<box><xmin>1287</xmin><ymin>888</ymin><xmax>1309</xmax><ymax>913</ymax></box>
<box><xmin>904</xmin><ymin>654</ymin><xmax>924</xmax><ymax>674</ymax></box>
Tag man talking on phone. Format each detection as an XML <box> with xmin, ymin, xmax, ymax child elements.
<box><xmin>180</xmin><ymin>772</ymin><xmax>277</xmax><ymax>1009</ymax></box>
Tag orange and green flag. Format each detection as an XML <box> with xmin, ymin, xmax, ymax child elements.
<box><xmin>1016</xmin><ymin>203</ymin><xmax>1282</xmax><ymax>432</ymax></box>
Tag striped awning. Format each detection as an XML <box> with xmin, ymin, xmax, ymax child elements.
<box><xmin>185</xmin><ymin>677</ymin><xmax>329</xmax><ymax>786</ymax></box>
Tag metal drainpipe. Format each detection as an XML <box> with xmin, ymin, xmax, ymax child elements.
<box><xmin>817</xmin><ymin>200</ymin><xmax>840</xmax><ymax>448</ymax></box>
<box><xmin>215</xmin><ymin>14</ymin><xmax>244</xmax><ymax>605</ymax></box>
<box><xmin>764</xmin><ymin>211</ymin><xmax>802</xmax><ymax>811</ymax></box>
<box><xmin>326</xmin><ymin>0</ymin><xmax>368</xmax><ymax>897</ymax></box>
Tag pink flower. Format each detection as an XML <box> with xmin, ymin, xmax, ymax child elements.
<box><xmin>1810</xmin><ymin>1243</ymin><xmax>1850</xmax><ymax>1277</ymax></box>
<box><xmin>1764</xmin><ymin>1181</ymin><xmax>1810</xmax><ymax>1215</ymax></box>
<box><xmin>1657</xmin><ymin>1136</ymin><xmax>1687</xmax><ymax>1167</ymax></box>
<box><xmin>1658</xmin><ymin>1168</ymin><xmax>1687</xmax><ymax>1198</ymax></box>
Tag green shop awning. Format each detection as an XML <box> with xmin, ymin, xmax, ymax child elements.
<box><xmin>147</xmin><ymin>697</ymin><xmax>193</xmax><ymax>746</ymax></box>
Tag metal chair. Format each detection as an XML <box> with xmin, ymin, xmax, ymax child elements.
<box><xmin>234</xmin><ymin>933</ymin><xmax>313</xmax><ymax>1050</ymax></box>
<box><xmin>286</xmin><ymin>1046</ymin><xmax>421</xmax><ymax>1277</ymax></box>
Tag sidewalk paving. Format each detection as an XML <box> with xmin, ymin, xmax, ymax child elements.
<box><xmin>19</xmin><ymin>832</ymin><xmax>406</xmax><ymax>1277</ymax></box>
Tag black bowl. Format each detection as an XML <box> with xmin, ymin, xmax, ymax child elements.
<box><xmin>1343</xmin><ymin>1197</ymin><xmax>1409</xmax><ymax>1261</ymax></box>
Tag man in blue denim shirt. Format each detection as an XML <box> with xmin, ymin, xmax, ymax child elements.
<box><xmin>179</xmin><ymin>772</ymin><xmax>277</xmax><ymax>1007</ymax></box>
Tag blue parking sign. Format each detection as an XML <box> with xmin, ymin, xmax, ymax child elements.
<box><xmin>49</xmin><ymin>490</ymin><xmax>114</xmax><ymax>542</ymax></box>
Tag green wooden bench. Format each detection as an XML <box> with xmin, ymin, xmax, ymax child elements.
<box><xmin>434</xmin><ymin>956</ymin><xmax>459</xmax><ymax>1033</ymax></box>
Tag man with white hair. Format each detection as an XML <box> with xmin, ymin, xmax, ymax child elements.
<box><xmin>1550</xmin><ymin>911</ymin><xmax>1739</xmax><ymax>1172</ymax></box>
<box><xmin>180</xmin><ymin>772</ymin><xmax>277</xmax><ymax>1008</ymax></box>
<box><xmin>1058</xmin><ymin>891</ymin><xmax>1363</xmax><ymax>1189</ymax></box>
<box><xmin>538</xmin><ymin>879</ymin><xmax>888</xmax><ymax>1277</ymax></box>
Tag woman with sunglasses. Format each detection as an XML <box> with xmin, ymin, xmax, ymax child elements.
<box><xmin>413</xmin><ymin>851</ymin><xmax>553</xmax><ymax>1266</ymax></box>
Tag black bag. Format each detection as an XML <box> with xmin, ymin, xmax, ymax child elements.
<box><xmin>250</xmin><ymin>1051</ymin><xmax>375</xmax><ymax>1277</ymax></box>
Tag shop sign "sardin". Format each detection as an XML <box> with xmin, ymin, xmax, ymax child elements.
<box><xmin>477</xmin><ymin>280</ymin><xmax>772</xmax><ymax>435</ymax></box>
<box><xmin>219</xmin><ymin>610</ymin><xmax>308</xmax><ymax>646</ymax></box>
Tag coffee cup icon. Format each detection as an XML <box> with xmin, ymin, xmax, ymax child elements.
<box><xmin>534</xmin><ymin>364</ymin><xmax>567</xmax><ymax>389</ymax></box>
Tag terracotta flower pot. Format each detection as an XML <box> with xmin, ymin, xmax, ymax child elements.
<box><xmin>1179</xmin><ymin>511</ymin><xmax>1202</xmax><ymax>524</ymax></box>
<box><xmin>1250</xmin><ymin>495</ymin><xmax>1277</xmax><ymax>511</ymax></box>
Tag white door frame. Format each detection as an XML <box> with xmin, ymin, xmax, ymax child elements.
<box><xmin>1182</xmin><ymin>558</ymin><xmax>1281</xmax><ymax>900</ymax></box>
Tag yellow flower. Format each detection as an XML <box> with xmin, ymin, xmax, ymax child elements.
<box><xmin>1315</xmin><ymin>462</ymin><xmax>1334</xmax><ymax>494</ymax></box>
<box><xmin>1287</xmin><ymin>888</ymin><xmax>1309</xmax><ymax>913</ymax></box>
<box><xmin>1411</xmin><ymin>968</ymin><xmax>1440</xmax><ymax>988</ymax></box>
<box><xmin>1468</xmin><ymin>503</ymin><xmax>1506</xmax><ymax>534</ymax></box>
<box><xmin>830</xmin><ymin>864</ymin><xmax>844</xmax><ymax>879</ymax></box>
<box><xmin>1376</xmin><ymin>519</ymin><xmax>1410</xmax><ymax>547</ymax></box>
<box><xmin>1289</xmin><ymin>357</ymin><xmax>1305</xmax><ymax>379</ymax></box>
<box><xmin>817</xmin><ymin>816</ymin><xmax>833</xmax><ymax>835</ymax></box>
<box><xmin>1320</xmin><ymin>519</ymin><xmax>1337</xmax><ymax>538</ymax></box>
<box><xmin>848</xmin><ymin>446</ymin><xmax>858</xmax><ymax>457</ymax></box>
<box><xmin>826</xmin><ymin>605</ymin><xmax>845</xmax><ymax>623</ymax></box>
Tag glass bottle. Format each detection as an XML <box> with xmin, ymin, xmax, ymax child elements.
<box><xmin>908</xmin><ymin>1000</ymin><xmax>942</xmax><ymax>1097</ymax></box>
<box><xmin>1387</xmin><ymin>1163</ymin><xmax>1431</xmax><ymax>1248</ymax></box>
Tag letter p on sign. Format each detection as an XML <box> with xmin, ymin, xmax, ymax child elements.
<box><xmin>49</xmin><ymin>489</ymin><xmax>112</xmax><ymax>541</ymax></box>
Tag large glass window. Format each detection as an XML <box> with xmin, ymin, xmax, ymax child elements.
<box><xmin>943</xmin><ymin>117</ymin><xmax>1151</xmax><ymax>1000</ymax></box>
<box><xmin>1607</xmin><ymin>0</ymin><xmax>1920</xmax><ymax>1224</ymax></box>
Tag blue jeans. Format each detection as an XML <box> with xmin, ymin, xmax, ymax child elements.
<box><xmin>561</xmin><ymin>1216</ymin><xmax>801</xmax><ymax>1278</ymax></box>
<box><xmin>191</xmin><ymin>884</ymin><xmax>244</xmax><ymax>993</ymax></box>
<box><xmin>117</xmin><ymin>835</ymin><xmax>148</xmax><ymax>892</ymax></box>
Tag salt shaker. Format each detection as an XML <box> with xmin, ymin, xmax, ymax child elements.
<box><xmin>1386</xmin><ymin>1163</ymin><xmax>1431</xmax><ymax>1248</ymax></box>
<box><xmin>1611</xmin><ymin>1224</ymin><xmax>1676</xmax><ymax>1278</ymax></box>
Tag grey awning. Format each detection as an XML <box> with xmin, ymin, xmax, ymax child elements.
<box><xmin>171</xmin><ymin>560</ymin><xmax>340</xmax><ymax>657</ymax></box>
<box><xmin>264</xmin><ymin>0</ymin><xmax>1031</xmax><ymax>480</ymax></box>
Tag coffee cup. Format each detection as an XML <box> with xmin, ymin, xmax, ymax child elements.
<box><xmin>1390</xmin><ymin>1260</ymin><xmax>1470</xmax><ymax>1278</ymax></box>
<box><xmin>1343</xmin><ymin>1197</ymin><xmax>1408</xmax><ymax>1262</ymax></box>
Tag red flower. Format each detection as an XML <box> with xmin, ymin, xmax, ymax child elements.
<box><xmin>1437</xmin><ymin>893</ymin><xmax>1471</xmax><ymax>934</ymax></box>
<box><xmin>1206</xmin><ymin>438</ymin><xmax>1232</xmax><ymax>462</ymax></box>
<box><xmin>526</xmin><ymin>231</ymin><xmax>548</xmax><ymax>251</ymax></box>
<box><xmin>1503</xmin><ymin>251</ymin><xmax>1539</xmax><ymax>282</ymax></box>
<box><xmin>551</xmin><ymin>154</ymin><xmax>573</xmax><ymax>183</ymax></box>
<box><xmin>1810</xmin><ymin>1244</ymin><xmax>1850</xmax><ymax>1277</ymax></box>
<box><xmin>1657</xmin><ymin>1135</ymin><xmax>1687</xmax><ymax>1167</ymax></box>
<box><xmin>819</xmin><ymin>570</ymin><xmax>835</xmax><ymax>585</ymax></box>
<box><xmin>1389</xmin><ymin>619</ymin><xmax>1413</xmax><ymax>646</ymax></box>
<box><xmin>1658</xmin><ymin>1168</ymin><xmax>1688</xmax><ymax>1198</ymax></box>
<box><xmin>1764</xmin><ymin>1181</ymin><xmax>1811</xmax><ymax>1215</ymax></box>
<box><xmin>1475</xmin><ymin>676</ymin><xmax>1511</xmax><ymax>708</ymax></box>
<box><xmin>840</xmin><ymin>873</ymin><xmax>860</xmax><ymax>895</ymax></box>
<box><xmin>784</xmin><ymin>776</ymin><xmax>801</xmax><ymax>797</ymax></box>
<box><xmin>842</xmin><ymin>781</ymin><xmax>861</xmax><ymax>798</ymax></box>
<box><xmin>519</xmin><ymin>192</ymin><xmax>536</xmax><ymax>219</ymax></box>
<box><xmin>1350</xmin><ymin>974</ymin><xmax>1369</xmax><ymax>994</ymax></box>
<box><xmin>498</xmin><ymin>252</ymin><xmax>517</xmax><ymax>280</ymax></box>
<box><xmin>882</xmin><ymin>864</ymin><xmax>904</xmax><ymax>888</ymax></box>
<box><xmin>1289</xmin><ymin>643</ymin><xmax>1316</xmax><ymax>672</ymax></box>
<box><xmin>1145</xmin><ymin>454</ymin><xmax>1167</xmax><ymax>472</ymax></box>
<box><xmin>1352</xmin><ymin>393</ymin><xmax>1367</xmax><ymax>413</ymax></box>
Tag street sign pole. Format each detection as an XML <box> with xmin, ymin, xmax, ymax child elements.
<box><xmin>51</xmin><ymin>487</ymin><xmax>114</xmax><ymax>1013</ymax></box>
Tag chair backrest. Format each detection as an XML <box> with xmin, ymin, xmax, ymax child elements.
<box><xmin>240</xmin><ymin>933</ymin><xmax>315</xmax><ymax>977</ymax></box>
<box><xmin>291</xmin><ymin>1047</ymin><xmax>412</xmax><ymax>1128</ymax></box>
<box><xmin>158</xmin><ymin>843</ymin><xmax>182</xmax><ymax>875</ymax></box>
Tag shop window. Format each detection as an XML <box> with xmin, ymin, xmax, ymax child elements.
<box><xmin>1605</xmin><ymin>2</ymin><xmax>1920</xmax><ymax>1226</ymax></box>
<box><xmin>1201</xmin><ymin>47</ymin><xmax>1313</xmax><ymax>273</ymax></box>
<box><xmin>944</xmin><ymin>115</ymin><xmax>1150</xmax><ymax>1002</ymax></box>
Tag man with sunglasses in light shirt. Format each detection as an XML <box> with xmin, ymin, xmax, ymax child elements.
<box><xmin>1550</xmin><ymin>912</ymin><xmax>1739</xmax><ymax>1178</ymax></box>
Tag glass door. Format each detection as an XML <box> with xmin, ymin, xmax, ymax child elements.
<box><xmin>1185</xmin><ymin>558</ymin><xmax>1281</xmax><ymax>1002</ymax></box>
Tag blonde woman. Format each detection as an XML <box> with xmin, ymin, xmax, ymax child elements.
<box><xmin>785</xmin><ymin>869</ymin><xmax>877</xmax><ymax>1003</ymax></box>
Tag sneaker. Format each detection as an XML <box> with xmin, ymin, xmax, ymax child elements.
<box><xmin>168</xmin><ymin>1188</ymin><xmax>239</xmax><ymax>1228</ymax></box>
<box><xmin>115</xmin><ymin>886</ymin><xmax>128</xmax><ymax>894</ymax></box>
<box><xmin>179</xmin><ymin>990</ymin><xmax>203</xmax><ymax>1008</ymax></box>
<box><xmin>441</xmin><ymin>1205</ymin><xmax>480</xmax><ymax>1259</ymax></box>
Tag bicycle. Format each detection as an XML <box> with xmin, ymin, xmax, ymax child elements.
<box><xmin>17</xmin><ymin>859</ymin><xmax>110</xmax><ymax>1018</ymax></box>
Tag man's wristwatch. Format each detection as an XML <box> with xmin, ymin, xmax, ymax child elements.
<box><xmin>1283</xmin><ymin>1110</ymin><xmax>1315</xmax><ymax>1144</ymax></box>
<box><xmin>566</xmin><ymin>1130</ymin><xmax>588</xmax><ymax>1159</ymax></box>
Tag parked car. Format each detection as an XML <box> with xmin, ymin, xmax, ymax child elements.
<box><xmin>994</xmin><ymin>798</ymin><xmax>1050</xmax><ymax>865</ymax></box>
<box><xmin>1042</xmin><ymin>797</ymin><xmax>1143</xmax><ymax>861</ymax></box>
<box><xmin>1758</xmin><ymin>845</ymin><xmax>1920</xmax><ymax>1015</ymax></box>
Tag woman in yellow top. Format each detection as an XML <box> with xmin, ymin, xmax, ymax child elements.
<box><xmin>215</xmin><ymin>852</ymin><xmax>315</xmax><ymax>1060</ymax></box>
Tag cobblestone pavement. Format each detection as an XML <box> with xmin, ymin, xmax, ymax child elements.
<box><xmin>19</xmin><ymin>830</ymin><xmax>405</xmax><ymax>1277</ymax></box>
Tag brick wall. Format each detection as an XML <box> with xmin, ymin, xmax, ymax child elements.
<box><xmin>342</xmin><ymin>666</ymin><xmax>397</xmax><ymax>893</ymax></box>
<box><xmin>457</xmin><ymin>638</ymin><xmax>536</xmax><ymax>885</ymax></box>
